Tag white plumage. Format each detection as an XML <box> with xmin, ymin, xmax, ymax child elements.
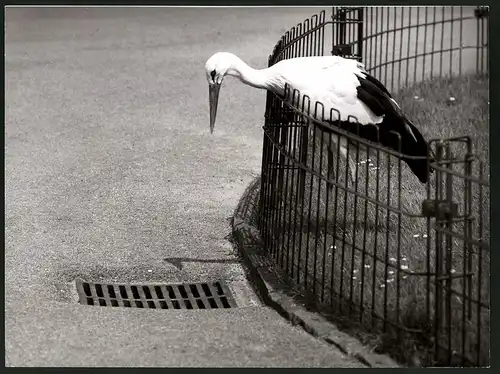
<box><xmin>265</xmin><ymin>56</ymin><xmax>383</xmax><ymax>124</ymax></box>
<box><xmin>205</xmin><ymin>52</ymin><xmax>433</xmax><ymax>184</ymax></box>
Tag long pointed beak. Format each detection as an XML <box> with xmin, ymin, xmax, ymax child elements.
<box><xmin>209</xmin><ymin>83</ymin><xmax>221</xmax><ymax>134</ymax></box>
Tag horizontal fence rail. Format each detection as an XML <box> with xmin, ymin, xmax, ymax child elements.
<box><xmin>258</xmin><ymin>6</ymin><xmax>489</xmax><ymax>367</ymax></box>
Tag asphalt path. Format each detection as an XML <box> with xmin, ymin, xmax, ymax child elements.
<box><xmin>5</xmin><ymin>6</ymin><xmax>365</xmax><ymax>367</ymax></box>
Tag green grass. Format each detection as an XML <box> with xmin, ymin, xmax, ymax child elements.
<box><xmin>260</xmin><ymin>73</ymin><xmax>489</xmax><ymax>367</ymax></box>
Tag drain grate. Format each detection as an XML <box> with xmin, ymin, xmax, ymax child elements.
<box><xmin>75</xmin><ymin>280</ymin><xmax>237</xmax><ymax>309</ymax></box>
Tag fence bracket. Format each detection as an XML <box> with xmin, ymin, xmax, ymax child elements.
<box><xmin>332</xmin><ymin>44</ymin><xmax>352</xmax><ymax>56</ymax></box>
<box><xmin>421</xmin><ymin>199</ymin><xmax>459</xmax><ymax>220</ymax></box>
<box><xmin>474</xmin><ymin>6</ymin><xmax>489</xmax><ymax>18</ymax></box>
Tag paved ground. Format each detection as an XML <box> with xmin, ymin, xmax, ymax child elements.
<box><xmin>5</xmin><ymin>6</ymin><xmax>364</xmax><ymax>367</ymax></box>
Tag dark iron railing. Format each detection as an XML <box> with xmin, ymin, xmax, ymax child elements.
<box><xmin>258</xmin><ymin>6</ymin><xmax>489</xmax><ymax>367</ymax></box>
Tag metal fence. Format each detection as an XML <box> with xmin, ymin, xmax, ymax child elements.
<box><xmin>258</xmin><ymin>6</ymin><xmax>489</xmax><ymax>367</ymax></box>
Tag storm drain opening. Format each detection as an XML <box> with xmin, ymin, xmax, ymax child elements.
<box><xmin>75</xmin><ymin>280</ymin><xmax>237</xmax><ymax>309</ymax></box>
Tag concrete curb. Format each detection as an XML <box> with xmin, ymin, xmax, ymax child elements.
<box><xmin>231</xmin><ymin>176</ymin><xmax>401</xmax><ymax>369</ymax></box>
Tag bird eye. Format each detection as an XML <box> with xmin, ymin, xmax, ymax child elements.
<box><xmin>210</xmin><ymin>70</ymin><xmax>216</xmax><ymax>80</ymax></box>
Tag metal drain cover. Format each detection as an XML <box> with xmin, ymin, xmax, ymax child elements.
<box><xmin>75</xmin><ymin>280</ymin><xmax>237</xmax><ymax>309</ymax></box>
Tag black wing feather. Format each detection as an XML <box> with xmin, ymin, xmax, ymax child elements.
<box><xmin>356</xmin><ymin>87</ymin><xmax>385</xmax><ymax>117</ymax></box>
<box><xmin>355</xmin><ymin>74</ymin><xmax>401</xmax><ymax>118</ymax></box>
<box><xmin>361</xmin><ymin>72</ymin><xmax>393</xmax><ymax>98</ymax></box>
<box><xmin>352</xmin><ymin>73</ymin><xmax>434</xmax><ymax>183</ymax></box>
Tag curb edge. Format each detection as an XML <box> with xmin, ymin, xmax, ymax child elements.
<box><xmin>231</xmin><ymin>176</ymin><xmax>401</xmax><ymax>369</ymax></box>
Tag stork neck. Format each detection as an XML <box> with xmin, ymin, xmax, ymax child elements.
<box><xmin>227</xmin><ymin>57</ymin><xmax>270</xmax><ymax>90</ymax></box>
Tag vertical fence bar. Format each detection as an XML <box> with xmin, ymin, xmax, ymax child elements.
<box><xmin>405</xmin><ymin>7</ymin><xmax>412</xmax><ymax>87</ymax></box>
<box><xmin>481</xmin><ymin>8</ymin><xmax>487</xmax><ymax>73</ymax></box>
<box><xmin>307</xmin><ymin>18</ymin><xmax>312</xmax><ymax>57</ymax></box>
<box><xmin>485</xmin><ymin>8</ymin><xmax>489</xmax><ymax>73</ymax></box>
<box><xmin>271</xmin><ymin>126</ymin><xmax>282</xmax><ymax>261</ymax></box>
<box><xmin>414</xmin><ymin>7</ymin><xmax>420</xmax><ymax>84</ymax></box>
<box><xmin>479</xmin><ymin>7</ymin><xmax>484</xmax><ymax>74</ymax></box>
<box><xmin>347</xmin><ymin>10</ymin><xmax>352</xmax><ymax>59</ymax></box>
<box><xmin>476</xmin><ymin>161</ymin><xmax>484</xmax><ymax>365</ymax></box>
<box><xmin>290</xmin><ymin>114</ymin><xmax>302</xmax><ymax>281</ymax></box>
<box><xmin>359</xmin><ymin>143</ymin><xmax>371</xmax><ymax>323</ymax></box>
<box><xmin>303</xmin><ymin>119</ymin><xmax>318</xmax><ymax>289</ymax></box>
<box><xmin>425</xmin><ymin>144</ymin><xmax>433</xmax><ymax>331</ymax></box>
<box><xmin>439</xmin><ymin>6</ymin><xmax>445</xmax><ymax>78</ymax></box>
<box><xmin>369</xmin><ymin>7</ymin><xmax>374</xmax><ymax>70</ymax></box>
<box><xmin>462</xmin><ymin>139</ymin><xmax>473</xmax><ymax>365</ymax></box>
<box><xmin>459</xmin><ymin>7</ymin><xmax>463</xmax><ymax>76</ymax></box>
<box><xmin>259</xmin><ymin>129</ymin><xmax>269</xmax><ymax>246</ymax></box>
<box><xmin>264</xmin><ymin>129</ymin><xmax>275</xmax><ymax>244</ymax></box>
<box><xmin>476</xmin><ymin>7</ymin><xmax>480</xmax><ymax>73</ymax></box>
<box><xmin>371</xmin><ymin>132</ymin><xmax>381</xmax><ymax>329</ymax></box>
<box><xmin>332</xmin><ymin>7</ymin><xmax>337</xmax><ymax>56</ymax></box>
<box><xmin>450</xmin><ymin>7</ymin><xmax>454</xmax><ymax>77</ymax></box>
<box><xmin>339</xmin><ymin>136</ymin><xmax>352</xmax><ymax>313</ymax></box>
<box><xmin>265</xmin><ymin>128</ymin><xmax>276</xmax><ymax>256</ymax></box>
<box><xmin>398</xmin><ymin>6</ymin><xmax>404</xmax><ymax>89</ymax></box>
<box><xmin>280</xmin><ymin>123</ymin><xmax>292</xmax><ymax>273</ymax></box>
<box><xmin>434</xmin><ymin>142</ymin><xmax>445</xmax><ymax>363</ymax></box>
<box><xmin>423</xmin><ymin>6</ymin><xmax>428</xmax><ymax>82</ymax></box>
<box><xmin>321</xmin><ymin>130</ymin><xmax>333</xmax><ymax>303</ymax></box>
<box><xmin>430</xmin><ymin>6</ymin><xmax>436</xmax><ymax>79</ymax></box>
<box><xmin>287</xmin><ymin>116</ymin><xmax>300</xmax><ymax>278</ymax></box>
<box><xmin>282</xmin><ymin>122</ymin><xmax>292</xmax><ymax>275</ymax></box>
<box><xmin>391</xmin><ymin>7</ymin><xmax>397</xmax><ymax>93</ymax></box>
<box><xmin>277</xmin><ymin>124</ymin><xmax>289</xmax><ymax>262</ymax></box>
<box><xmin>298</xmin><ymin>108</ymin><xmax>308</xmax><ymax>202</ymax></box>
<box><xmin>444</xmin><ymin>144</ymin><xmax>454</xmax><ymax>365</ymax></box>
<box><xmin>375</xmin><ymin>6</ymin><xmax>381</xmax><ymax>77</ymax></box>
<box><xmin>263</xmin><ymin>104</ymin><xmax>275</xmax><ymax>249</ymax></box>
<box><xmin>349</xmin><ymin>133</ymin><xmax>361</xmax><ymax>315</ymax></box>
<box><xmin>313</xmin><ymin>14</ymin><xmax>318</xmax><ymax>56</ymax></box>
<box><xmin>313</xmin><ymin>119</ymin><xmax>325</xmax><ymax>298</ymax></box>
<box><xmin>330</xmin><ymin>123</ymin><xmax>342</xmax><ymax>307</ymax></box>
<box><xmin>297</xmin><ymin>23</ymin><xmax>303</xmax><ymax>58</ymax></box>
<box><xmin>396</xmin><ymin>136</ymin><xmax>403</xmax><ymax>342</ymax></box>
<box><xmin>383</xmin><ymin>150</ymin><xmax>391</xmax><ymax>332</ymax></box>
<box><xmin>296</xmin><ymin>95</ymin><xmax>310</xmax><ymax>285</ymax></box>
<box><xmin>377</xmin><ymin>7</ymin><xmax>383</xmax><ymax>79</ymax></box>
<box><xmin>384</xmin><ymin>7</ymin><xmax>390</xmax><ymax>86</ymax></box>
<box><xmin>358</xmin><ymin>8</ymin><xmax>364</xmax><ymax>62</ymax></box>
<box><xmin>340</xmin><ymin>8</ymin><xmax>347</xmax><ymax>51</ymax></box>
<box><xmin>320</xmin><ymin>11</ymin><xmax>325</xmax><ymax>56</ymax></box>
<box><xmin>313</xmin><ymin>106</ymin><xmax>324</xmax><ymax>296</ymax></box>
<box><xmin>466</xmin><ymin>142</ymin><xmax>474</xmax><ymax>322</ymax></box>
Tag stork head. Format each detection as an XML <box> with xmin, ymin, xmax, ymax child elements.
<box><xmin>205</xmin><ymin>52</ymin><xmax>237</xmax><ymax>134</ymax></box>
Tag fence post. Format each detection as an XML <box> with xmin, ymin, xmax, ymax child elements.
<box><xmin>475</xmin><ymin>6</ymin><xmax>489</xmax><ymax>74</ymax></box>
<box><xmin>431</xmin><ymin>141</ymin><xmax>457</xmax><ymax>364</ymax></box>
<box><xmin>332</xmin><ymin>7</ymin><xmax>349</xmax><ymax>56</ymax></box>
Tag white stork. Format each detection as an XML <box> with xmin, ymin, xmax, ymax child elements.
<box><xmin>205</xmin><ymin>52</ymin><xmax>434</xmax><ymax>185</ymax></box>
